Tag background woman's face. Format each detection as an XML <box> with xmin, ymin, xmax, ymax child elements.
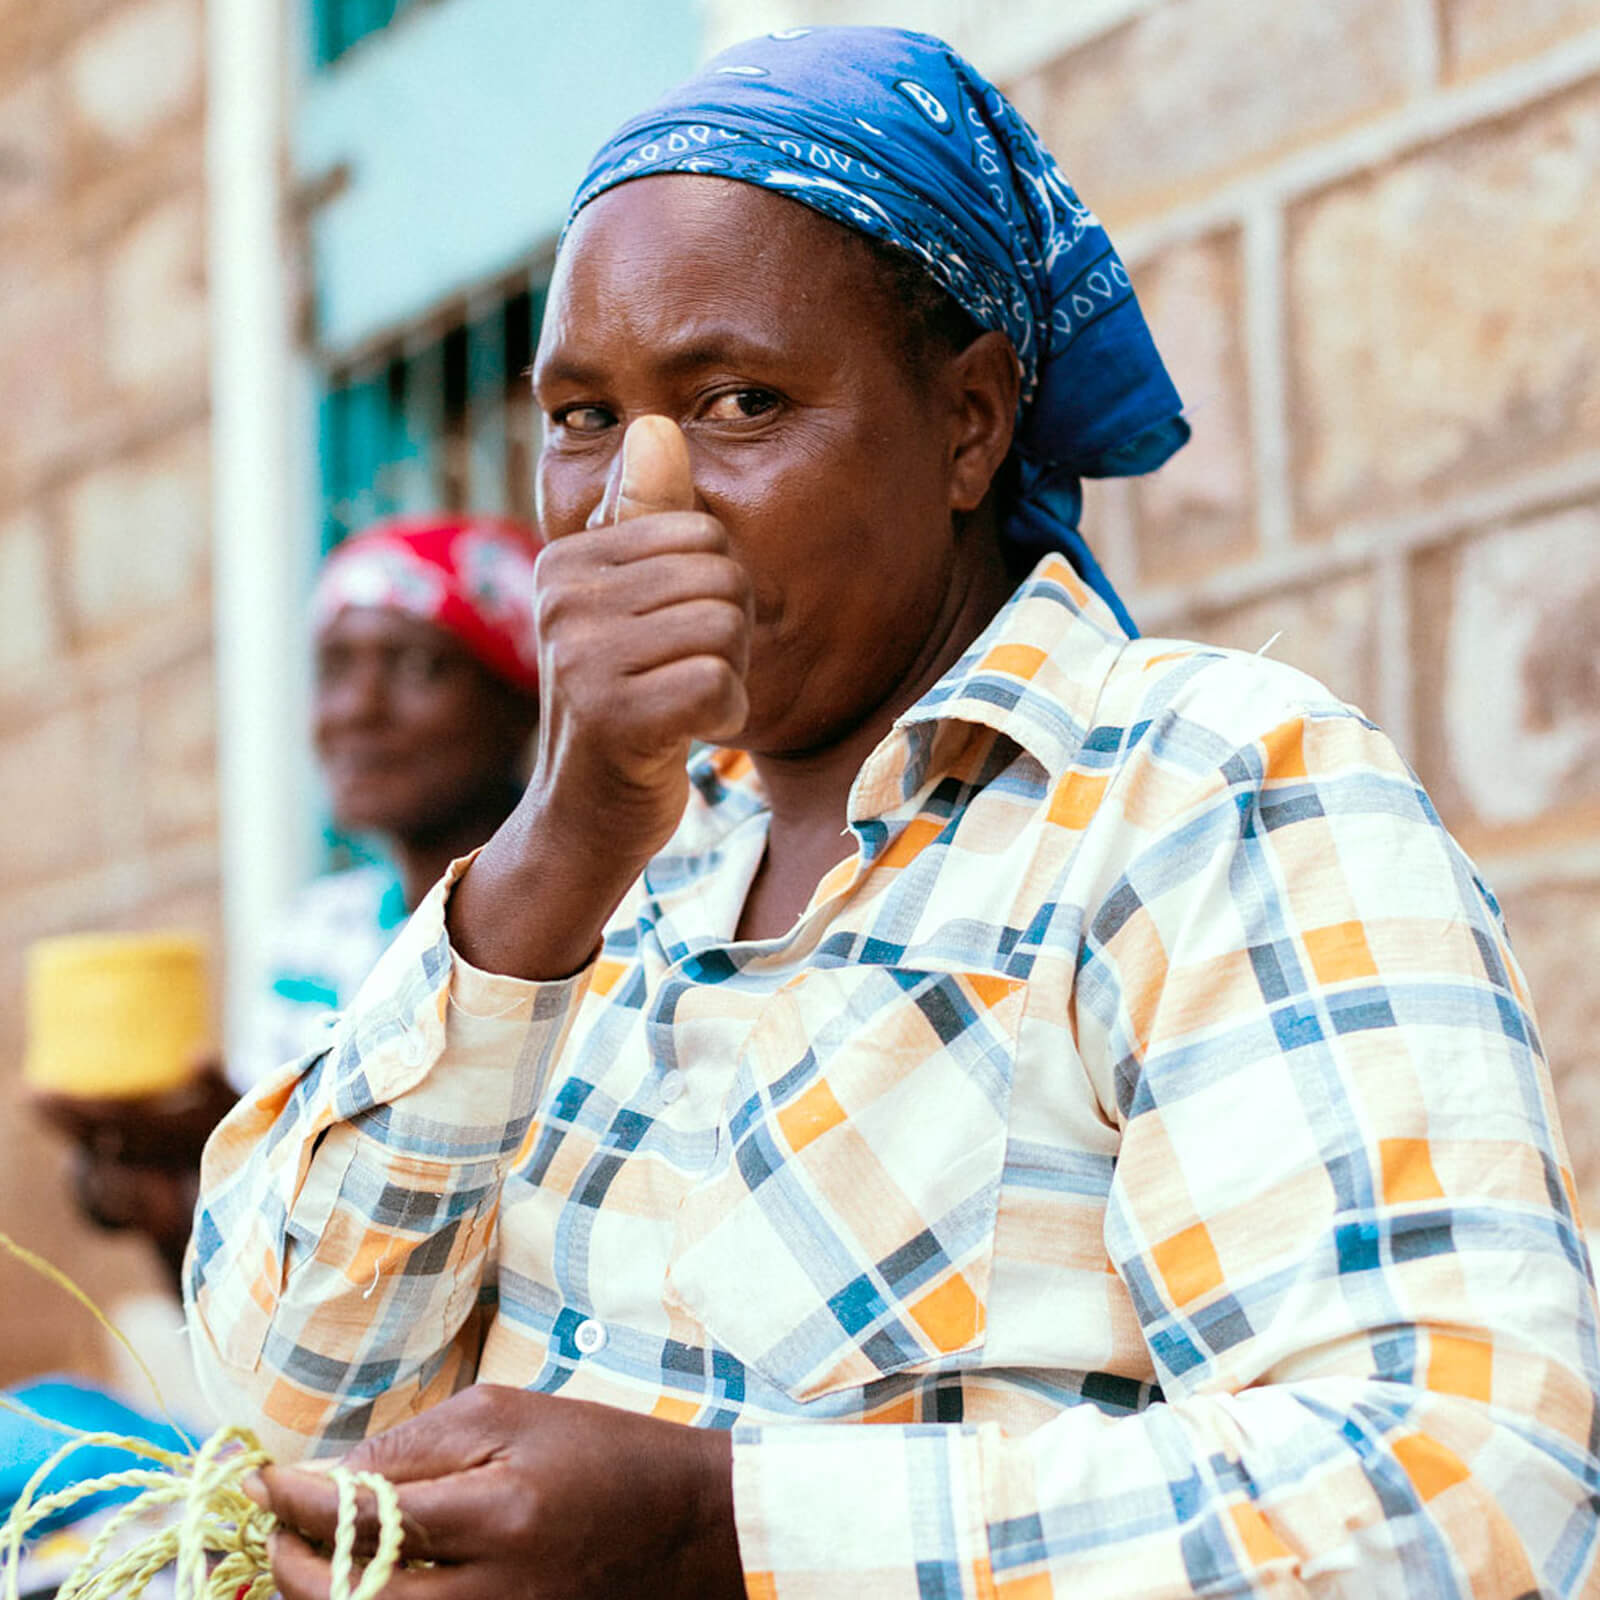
<box><xmin>533</xmin><ymin>176</ymin><xmax>975</xmax><ymax>756</ymax></box>
<box><xmin>313</xmin><ymin>606</ymin><xmax>529</xmax><ymax>839</ymax></box>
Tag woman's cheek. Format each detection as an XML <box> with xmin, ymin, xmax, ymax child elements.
<box><xmin>535</xmin><ymin>456</ymin><xmax>600</xmax><ymax>540</ymax></box>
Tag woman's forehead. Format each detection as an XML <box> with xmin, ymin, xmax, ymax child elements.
<box><xmin>557</xmin><ymin>178</ymin><xmax>876</xmax><ymax>307</ymax></box>
<box><xmin>316</xmin><ymin>606</ymin><xmax>461</xmax><ymax>652</ymax></box>
<box><xmin>540</xmin><ymin>177</ymin><xmax>894</xmax><ymax>365</ymax></box>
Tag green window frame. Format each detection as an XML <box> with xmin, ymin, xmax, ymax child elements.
<box><xmin>311</xmin><ymin>0</ymin><xmax>419</xmax><ymax>69</ymax></box>
<box><xmin>318</xmin><ymin>280</ymin><xmax>544</xmax><ymax>553</ymax></box>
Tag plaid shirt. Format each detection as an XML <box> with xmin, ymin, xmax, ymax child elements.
<box><xmin>189</xmin><ymin>555</ymin><xmax>1600</xmax><ymax>1597</ymax></box>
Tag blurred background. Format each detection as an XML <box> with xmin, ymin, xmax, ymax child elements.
<box><xmin>0</xmin><ymin>0</ymin><xmax>1595</xmax><ymax>1387</ymax></box>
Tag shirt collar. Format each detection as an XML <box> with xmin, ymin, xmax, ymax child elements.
<box><xmin>885</xmin><ymin>552</ymin><xmax>1128</xmax><ymax>779</ymax></box>
<box><xmin>687</xmin><ymin>553</ymin><xmax>1130</xmax><ymax>837</ymax></box>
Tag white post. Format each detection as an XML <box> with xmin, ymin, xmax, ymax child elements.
<box><xmin>205</xmin><ymin>0</ymin><xmax>313</xmax><ymax>1059</ymax></box>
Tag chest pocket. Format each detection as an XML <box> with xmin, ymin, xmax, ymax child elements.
<box><xmin>664</xmin><ymin>963</ymin><xmax>1025</xmax><ymax>1402</ymax></box>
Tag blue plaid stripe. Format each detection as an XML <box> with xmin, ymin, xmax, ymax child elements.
<box><xmin>190</xmin><ymin>555</ymin><xmax>1600</xmax><ymax>1596</ymax></box>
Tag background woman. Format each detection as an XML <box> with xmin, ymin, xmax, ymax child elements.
<box><xmin>35</xmin><ymin>513</ymin><xmax>542</xmax><ymax>1292</ymax></box>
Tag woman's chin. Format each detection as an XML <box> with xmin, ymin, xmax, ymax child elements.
<box><xmin>328</xmin><ymin>788</ymin><xmax>408</xmax><ymax>839</ymax></box>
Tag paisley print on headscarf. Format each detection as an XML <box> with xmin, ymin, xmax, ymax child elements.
<box><xmin>568</xmin><ymin>25</ymin><xmax>1189</xmax><ymax>637</ymax></box>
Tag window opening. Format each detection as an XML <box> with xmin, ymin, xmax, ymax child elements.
<box><xmin>312</xmin><ymin>0</ymin><xmax>417</xmax><ymax>69</ymax></box>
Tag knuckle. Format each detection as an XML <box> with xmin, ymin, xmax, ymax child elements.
<box><xmin>532</xmin><ymin>542</ymin><xmax>569</xmax><ymax>589</ymax></box>
<box><xmin>717</xmin><ymin>561</ymin><xmax>752</xmax><ymax>603</ymax></box>
<box><xmin>699</xmin><ymin>605</ymin><xmax>746</xmax><ymax>656</ymax></box>
<box><xmin>682</xmin><ymin>654</ymin><xmax>735</xmax><ymax>703</ymax></box>
<box><xmin>699</xmin><ymin>515</ymin><xmax>733</xmax><ymax>553</ymax></box>
<box><xmin>533</xmin><ymin>583</ymin><xmax>569</xmax><ymax>635</ymax></box>
<box><xmin>502</xmin><ymin>1484</ymin><xmax>543</xmax><ymax>1545</ymax></box>
<box><xmin>665</xmin><ymin>512</ymin><xmax>726</xmax><ymax>552</ymax></box>
<box><xmin>454</xmin><ymin>1384</ymin><xmax>501</xmax><ymax>1427</ymax></box>
<box><xmin>544</xmin><ymin>632</ymin><xmax>580</xmax><ymax>681</ymax></box>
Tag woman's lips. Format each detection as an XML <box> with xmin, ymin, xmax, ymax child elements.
<box><xmin>322</xmin><ymin>748</ymin><xmax>409</xmax><ymax>780</ymax></box>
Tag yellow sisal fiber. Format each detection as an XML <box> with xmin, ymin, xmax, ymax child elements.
<box><xmin>1</xmin><ymin>1232</ymin><xmax>406</xmax><ymax>1599</ymax></box>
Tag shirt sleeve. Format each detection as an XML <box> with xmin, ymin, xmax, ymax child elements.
<box><xmin>184</xmin><ymin>856</ymin><xmax>593</xmax><ymax>1458</ymax></box>
<box><xmin>730</xmin><ymin>671</ymin><xmax>1600</xmax><ymax>1597</ymax></box>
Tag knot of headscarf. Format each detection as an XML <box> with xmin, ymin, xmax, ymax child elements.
<box><xmin>312</xmin><ymin>514</ymin><xmax>544</xmax><ymax>694</ymax></box>
<box><xmin>568</xmin><ymin>25</ymin><xmax>1188</xmax><ymax>637</ymax></box>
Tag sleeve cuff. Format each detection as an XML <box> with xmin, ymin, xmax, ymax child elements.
<box><xmin>321</xmin><ymin>854</ymin><xmax>595</xmax><ymax>1156</ymax></box>
<box><xmin>731</xmin><ymin>1422</ymin><xmax>994</xmax><ymax>1596</ymax></box>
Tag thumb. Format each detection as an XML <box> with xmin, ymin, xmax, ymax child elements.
<box><xmin>589</xmin><ymin>414</ymin><xmax>694</xmax><ymax>527</ymax></box>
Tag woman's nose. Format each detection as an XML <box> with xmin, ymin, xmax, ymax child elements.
<box><xmin>319</xmin><ymin>657</ymin><xmax>389</xmax><ymax>723</ymax></box>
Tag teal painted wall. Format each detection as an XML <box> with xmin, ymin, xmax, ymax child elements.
<box><xmin>298</xmin><ymin>0</ymin><xmax>700</xmax><ymax>354</ymax></box>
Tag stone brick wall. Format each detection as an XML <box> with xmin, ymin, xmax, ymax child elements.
<box><xmin>0</xmin><ymin>0</ymin><xmax>216</xmax><ymax>1383</ymax></box>
<box><xmin>704</xmin><ymin>1</ymin><xmax>1600</xmax><ymax>1212</ymax></box>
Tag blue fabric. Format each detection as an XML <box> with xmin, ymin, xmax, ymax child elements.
<box><xmin>1</xmin><ymin>1379</ymin><xmax>191</xmax><ymax>1536</ymax></box>
<box><xmin>569</xmin><ymin>25</ymin><xmax>1190</xmax><ymax>637</ymax></box>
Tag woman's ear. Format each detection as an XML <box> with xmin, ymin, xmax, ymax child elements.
<box><xmin>946</xmin><ymin>330</ymin><xmax>1021</xmax><ymax>514</ymax></box>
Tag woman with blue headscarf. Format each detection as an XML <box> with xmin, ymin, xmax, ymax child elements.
<box><xmin>198</xmin><ymin>27</ymin><xmax>1596</xmax><ymax>1600</ymax></box>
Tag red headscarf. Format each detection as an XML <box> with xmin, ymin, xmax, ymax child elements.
<box><xmin>311</xmin><ymin>514</ymin><xmax>544</xmax><ymax>694</ymax></box>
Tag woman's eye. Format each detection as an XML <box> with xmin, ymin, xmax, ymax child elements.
<box><xmin>394</xmin><ymin>647</ymin><xmax>448</xmax><ymax>685</ymax></box>
<box><xmin>313</xmin><ymin>650</ymin><xmax>349</xmax><ymax>689</ymax></box>
<box><xmin>703</xmin><ymin>389</ymin><xmax>779</xmax><ymax>422</ymax></box>
<box><xmin>550</xmin><ymin>405</ymin><xmax>615</xmax><ymax>434</ymax></box>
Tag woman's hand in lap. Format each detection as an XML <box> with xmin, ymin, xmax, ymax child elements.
<box><xmin>254</xmin><ymin>1385</ymin><xmax>744</xmax><ymax>1600</ymax></box>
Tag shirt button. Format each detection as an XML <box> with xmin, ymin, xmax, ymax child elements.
<box><xmin>659</xmin><ymin>1071</ymin><xmax>686</xmax><ymax>1105</ymax></box>
<box><xmin>574</xmin><ymin>1318</ymin><xmax>607</xmax><ymax>1356</ymax></box>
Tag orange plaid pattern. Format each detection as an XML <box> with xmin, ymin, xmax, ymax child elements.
<box><xmin>189</xmin><ymin>557</ymin><xmax>1600</xmax><ymax>1596</ymax></box>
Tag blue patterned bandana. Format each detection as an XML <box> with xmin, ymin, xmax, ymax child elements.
<box><xmin>568</xmin><ymin>26</ymin><xmax>1189</xmax><ymax>637</ymax></box>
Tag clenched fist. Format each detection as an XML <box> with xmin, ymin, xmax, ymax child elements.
<box><xmin>447</xmin><ymin>415</ymin><xmax>752</xmax><ymax>980</ymax></box>
<box><xmin>537</xmin><ymin>413</ymin><xmax>752</xmax><ymax>856</ymax></box>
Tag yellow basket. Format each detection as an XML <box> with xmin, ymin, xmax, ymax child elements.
<box><xmin>23</xmin><ymin>932</ymin><xmax>210</xmax><ymax>1098</ymax></box>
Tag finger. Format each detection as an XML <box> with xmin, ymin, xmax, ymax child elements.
<box><xmin>340</xmin><ymin>1390</ymin><xmax>515</xmax><ymax>1485</ymax></box>
<box><xmin>617</xmin><ymin>598</ymin><xmax>751</xmax><ymax>679</ymax></box>
<box><xmin>268</xmin><ymin>1460</ymin><xmax>516</xmax><ymax>1569</ymax></box>
<box><xmin>540</xmin><ymin>515</ymin><xmax>728</xmax><ymax>597</ymax></box>
<box><xmin>260</xmin><ymin>1389</ymin><xmax>526</xmax><ymax>1559</ymax></box>
<box><xmin>271</xmin><ymin>1527</ymin><xmax>475</xmax><ymax>1600</ymax></box>
<box><xmin>538</xmin><ymin>547</ymin><xmax>746</xmax><ymax>627</ymax></box>
<box><xmin>545</xmin><ymin>594</ymin><xmax>750</xmax><ymax>689</ymax></box>
<box><xmin>266</xmin><ymin>1528</ymin><xmax>333</xmax><ymax>1600</ymax></box>
<box><xmin>589</xmin><ymin>414</ymin><xmax>694</xmax><ymax>527</ymax></box>
<box><xmin>543</xmin><ymin>645</ymin><xmax>746</xmax><ymax>752</ymax></box>
<box><xmin>255</xmin><ymin>1465</ymin><xmax>345</xmax><ymax>1549</ymax></box>
<box><xmin>378</xmin><ymin>1468</ymin><xmax>512</xmax><ymax>1563</ymax></box>
<box><xmin>258</xmin><ymin>1467</ymin><xmax>440</xmax><ymax>1569</ymax></box>
<box><xmin>622</xmin><ymin>655</ymin><xmax>749</xmax><ymax>746</ymax></box>
<box><xmin>601</xmin><ymin>551</ymin><xmax>750</xmax><ymax>618</ymax></box>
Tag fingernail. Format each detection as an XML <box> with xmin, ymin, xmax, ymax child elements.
<box><xmin>240</xmin><ymin>1470</ymin><xmax>267</xmax><ymax>1506</ymax></box>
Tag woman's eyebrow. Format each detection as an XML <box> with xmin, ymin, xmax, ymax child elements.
<box><xmin>536</xmin><ymin>327</ymin><xmax>794</xmax><ymax>390</ymax></box>
<box><xmin>651</xmin><ymin>326</ymin><xmax>792</xmax><ymax>373</ymax></box>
